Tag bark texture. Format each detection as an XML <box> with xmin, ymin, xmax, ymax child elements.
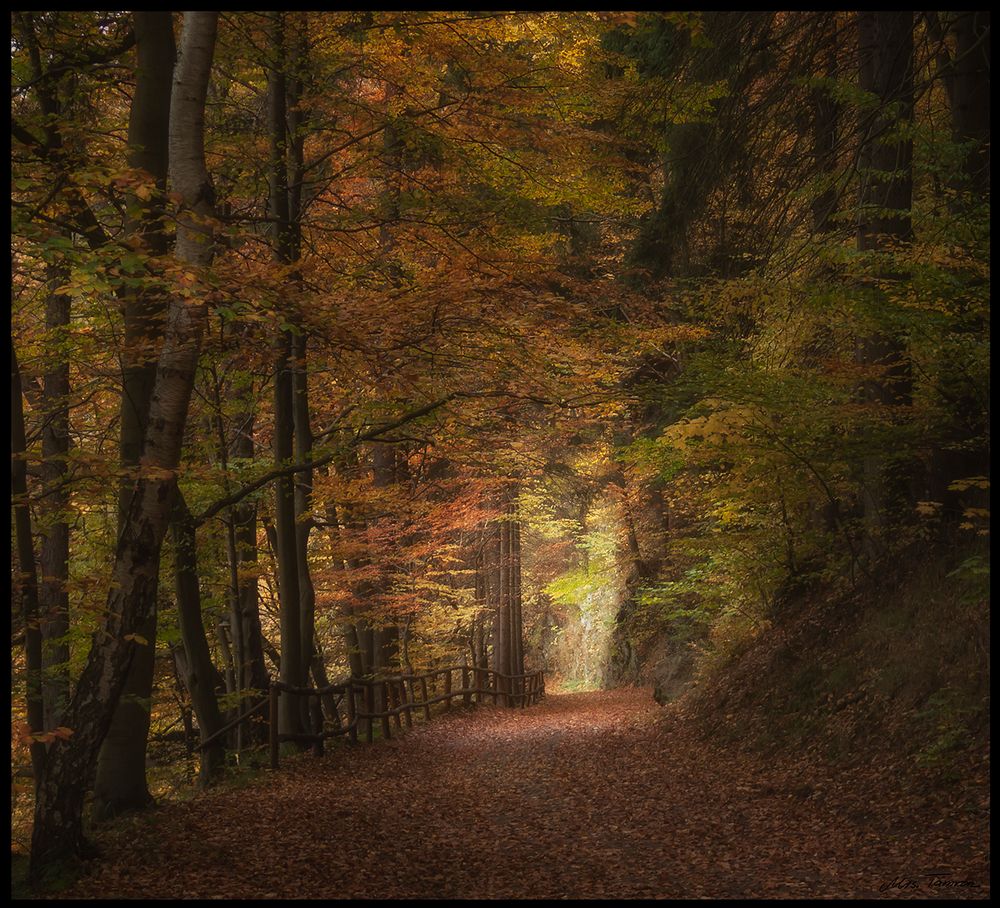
<box><xmin>12</xmin><ymin>345</ymin><xmax>46</xmax><ymax>780</ymax></box>
<box><xmin>268</xmin><ymin>11</ymin><xmax>306</xmax><ymax>736</ymax></box>
<box><xmin>38</xmin><ymin>268</ymin><xmax>71</xmax><ymax>731</ymax></box>
<box><xmin>29</xmin><ymin>11</ymin><xmax>219</xmax><ymax>882</ymax></box>
<box><xmin>172</xmin><ymin>494</ymin><xmax>226</xmax><ymax>784</ymax></box>
<box><xmin>93</xmin><ymin>9</ymin><xmax>176</xmax><ymax>822</ymax></box>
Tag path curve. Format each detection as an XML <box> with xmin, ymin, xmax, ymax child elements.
<box><xmin>68</xmin><ymin>688</ymin><xmax>988</xmax><ymax>899</ymax></box>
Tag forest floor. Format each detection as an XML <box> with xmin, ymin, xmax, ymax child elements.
<box><xmin>62</xmin><ymin>688</ymin><xmax>988</xmax><ymax>899</ymax></box>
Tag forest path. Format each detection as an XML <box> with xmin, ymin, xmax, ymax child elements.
<box><xmin>70</xmin><ymin>688</ymin><xmax>987</xmax><ymax>899</ymax></box>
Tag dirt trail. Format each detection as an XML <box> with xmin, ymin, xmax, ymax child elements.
<box><xmin>68</xmin><ymin>688</ymin><xmax>988</xmax><ymax>899</ymax></box>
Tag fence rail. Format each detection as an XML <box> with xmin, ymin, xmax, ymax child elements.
<box><xmin>266</xmin><ymin>664</ymin><xmax>545</xmax><ymax>769</ymax></box>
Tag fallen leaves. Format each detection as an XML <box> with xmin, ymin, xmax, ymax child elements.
<box><xmin>64</xmin><ymin>689</ymin><xmax>989</xmax><ymax>899</ymax></box>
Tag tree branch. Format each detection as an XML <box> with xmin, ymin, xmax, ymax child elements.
<box><xmin>192</xmin><ymin>392</ymin><xmax>463</xmax><ymax>526</ymax></box>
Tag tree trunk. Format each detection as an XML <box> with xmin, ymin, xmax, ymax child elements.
<box><xmin>268</xmin><ymin>12</ymin><xmax>306</xmax><ymax>736</ymax></box>
<box><xmin>216</xmin><ymin>620</ymin><xmax>238</xmax><ymax>711</ymax></box>
<box><xmin>293</xmin><ymin>330</ymin><xmax>316</xmax><ymax>729</ymax></box>
<box><xmin>511</xmin><ymin>514</ymin><xmax>524</xmax><ymax>677</ymax></box>
<box><xmin>495</xmin><ymin>506</ymin><xmax>511</xmax><ymax>685</ymax></box>
<box><xmin>38</xmin><ymin>265</ymin><xmax>71</xmax><ymax>731</ymax></box>
<box><xmin>811</xmin><ymin>27</ymin><xmax>838</xmax><ymax>232</ymax></box>
<box><xmin>854</xmin><ymin>10</ymin><xmax>914</xmax><ymax>558</ymax></box>
<box><xmin>209</xmin><ymin>370</ymin><xmax>245</xmax><ymax>742</ymax></box>
<box><xmin>857</xmin><ymin>12</ymin><xmax>914</xmax><ymax>251</ymax></box>
<box><xmin>288</xmin><ymin>14</ymin><xmax>316</xmax><ymax>732</ymax></box>
<box><xmin>171</xmin><ymin>494</ymin><xmax>227</xmax><ymax>785</ymax></box>
<box><xmin>12</xmin><ymin>14</ymin><xmax>73</xmax><ymax>736</ymax></box>
<box><xmin>90</xmin><ymin>602</ymin><xmax>158</xmax><ymax>821</ymax></box>
<box><xmin>935</xmin><ymin>11</ymin><xmax>991</xmax><ymax>192</ymax></box>
<box><xmin>485</xmin><ymin>521</ymin><xmax>499</xmax><ymax>682</ymax></box>
<box><xmin>344</xmin><ymin>623</ymin><xmax>365</xmax><ymax>679</ymax></box>
<box><xmin>309</xmin><ymin>645</ymin><xmax>339</xmax><ymax>722</ymax></box>
<box><xmin>12</xmin><ymin>344</ymin><xmax>46</xmax><ymax>781</ymax></box>
<box><xmin>93</xmin><ymin>9</ymin><xmax>176</xmax><ymax>822</ymax></box>
<box><xmin>232</xmin><ymin>403</ymin><xmax>270</xmax><ymax>743</ymax></box>
<box><xmin>370</xmin><ymin>441</ymin><xmax>400</xmax><ymax>713</ymax></box>
<box><xmin>29</xmin><ymin>12</ymin><xmax>219</xmax><ymax>882</ymax></box>
<box><xmin>324</xmin><ymin>476</ymin><xmax>367</xmax><ymax>679</ymax></box>
<box><xmin>926</xmin><ymin>12</ymin><xmax>991</xmax><ymax>521</ymax></box>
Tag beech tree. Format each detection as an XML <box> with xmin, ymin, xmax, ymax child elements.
<box><xmin>93</xmin><ymin>9</ymin><xmax>177</xmax><ymax>822</ymax></box>
<box><xmin>26</xmin><ymin>11</ymin><xmax>220</xmax><ymax>880</ymax></box>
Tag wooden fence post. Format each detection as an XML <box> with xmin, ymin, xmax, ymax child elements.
<box><xmin>269</xmin><ymin>684</ymin><xmax>280</xmax><ymax>769</ymax></box>
<box><xmin>462</xmin><ymin>665</ymin><xmax>470</xmax><ymax>707</ymax></box>
<box><xmin>402</xmin><ymin>679</ymin><xmax>413</xmax><ymax>729</ymax></box>
<box><xmin>380</xmin><ymin>681</ymin><xmax>391</xmax><ymax>740</ymax></box>
<box><xmin>387</xmin><ymin>679</ymin><xmax>400</xmax><ymax>731</ymax></box>
<box><xmin>331</xmin><ymin>691</ymin><xmax>344</xmax><ymax>732</ymax></box>
<box><xmin>365</xmin><ymin>682</ymin><xmax>375</xmax><ymax>744</ymax></box>
<box><xmin>444</xmin><ymin>669</ymin><xmax>452</xmax><ymax>710</ymax></box>
<box><xmin>346</xmin><ymin>682</ymin><xmax>358</xmax><ymax>745</ymax></box>
<box><xmin>312</xmin><ymin>693</ymin><xmax>325</xmax><ymax>756</ymax></box>
<box><xmin>420</xmin><ymin>676</ymin><xmax>431</xmax><ymax>721</ymax></box>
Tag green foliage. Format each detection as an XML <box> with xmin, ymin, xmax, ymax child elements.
<box><xmin>945</xmin><ymin>555</ymin><xmax>990</xmax><ymax>602</ymax></box>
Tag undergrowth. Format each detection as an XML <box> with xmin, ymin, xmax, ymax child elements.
<box><xmin>680</xmin><ymin>541</ymin><xmax>990</xmax><ymax>776</ymax></box>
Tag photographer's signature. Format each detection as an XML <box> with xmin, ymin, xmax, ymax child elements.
<box><xmin>879</xmin><ymin>872</ymin><xmax>979</xmax><ymax>893</ymax></box>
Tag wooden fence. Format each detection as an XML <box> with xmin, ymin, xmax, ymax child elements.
<box><xmin>260</xmin><ymin>665</ymin><xmax>545</xmax><ymax>769</ymax></box>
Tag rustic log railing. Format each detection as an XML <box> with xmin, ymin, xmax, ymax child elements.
<box><xmin>197</xmin><ymin>695</ymin><xmax>270</xmax><ymax>752</ymax></box>
<box><xmin>266</xmin><ymin>664</ymin><xmax>545</xmax><ymax>769</ymax></box>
